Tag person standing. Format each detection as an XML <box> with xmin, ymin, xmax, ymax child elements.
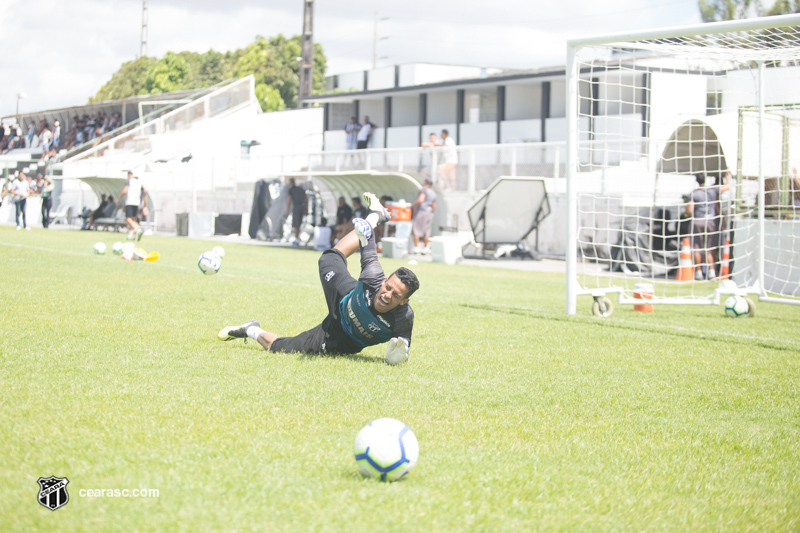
<box><xmin>345</xmin><ymin>117</ymin><xmax>360</xmax><ymax>150</ymax></box>
<box><xmin>437</xmin><ymin>129</ymin><xmax>458</xmax><ymax>190</ymax></box>
<box><xmin>41</xmin><ymin>177</ymin><xmax>53</xmax><ymax>228</ymax></box>
<box><xmin>286</xmin><ymin>178</ymin><xmax>308</xmax><ymax>246</ymax></box>
<box><xmin>412</xmin><ymin>178</ymin><xmax>437</xmax><ymax>254</ymax></box>
<box><xmin>9</xmin><ymin>171</ymin><xmax>31</xmax><ymax>230</ymax></box>
<box><xmin>687</xmin><ymin>171</ymin><xmax>730</xmax><ymax>280</ymax></box>
<box><xmin>356</xmin><ymin>116</ymin><xmax>376</xmax><ymax>149</ymax></box>
<box><xmin>117</xmin><ymin>171</ymin><xmax>148</xmax><ymax>241</ymax></box>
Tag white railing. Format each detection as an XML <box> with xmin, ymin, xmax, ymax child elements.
<box><xmin>68</xmin><ymin>76</ymin><xmax>256</xmax><ymax>161</ymax></box>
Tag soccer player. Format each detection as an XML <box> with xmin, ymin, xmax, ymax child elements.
<box><xmin>218</xmin><ymin>193</ymin><xmax>418</xmax><ymax>365</ymax></box>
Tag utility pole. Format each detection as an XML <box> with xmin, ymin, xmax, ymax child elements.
<box><xmin>372</xmin><ymin>12</ymin><xmax>389</xmax><ymax>69</ymax></box>
<box><xmin>298</xmin><ymin>0</ymin><xmax>314</xmax><ymax>108</ymax></box>
<box><xmin>140</xmin><ymin>0</ymin><xmax>148</xmax><ymax>58</ymax></box>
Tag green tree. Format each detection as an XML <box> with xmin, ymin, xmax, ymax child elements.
<box><xmin>91</xmin><ymin>56</ymin><xmax>157</xmax><ymax>102</ymax></box>
<box><xmin>145</xmin><ymin>52</ymin><xmax>189</xmax><ymax>94</ymax></box>
<box><xmin>699</xmin><ymin>0</ymin><xmax>799</xmax><ymax>21</ymax></box>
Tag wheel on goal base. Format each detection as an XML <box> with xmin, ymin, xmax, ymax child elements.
<box><xmin>591</xmin><ymin>297</ymin><xmax>614</xmax><ymax>318</ymax></box>
<box><xmin>744</xmin><ymin>297</ymin><xmax>756</xmax><ymax>318</ymax></box>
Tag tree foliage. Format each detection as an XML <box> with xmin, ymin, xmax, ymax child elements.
<box><xmin>90</xmin><ymin>34</ymin><xmax>326</xmax><ymax>111</ymax></box>
<box><xmin>699</xmin><ymin>0</ymin><xmax>799</xmax><ymax>21</ymax></box>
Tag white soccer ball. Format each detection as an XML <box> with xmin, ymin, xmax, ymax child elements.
<box><xmin>121</xmin><ymin>242</ymin><xmax>136</xmax><ymax>260</ymax></box>
<box><xmin>212</xmin><ymin>246</ymin><xmax>226</xmax><ymax>258</ymax></box>
<box><xmin>198</xmin><ymin>251</ymin><xmax>222</xmax><ymax>275</ymax></box>
<box><xmin>719</xmin><ymin>279</ymin><xmax>737</xmax><ymax>291</ymax></box>
<box><xmin>93</xmin><ymin>242</ymin><xmax>106</xmax><ymax>255</ymax></box>
<box><xmin>354</xmin><ymin>418</ymin><xmax>419</xmax><ymax>482</ymax></box>
<box><xmin>724</xmin><ymin>295</ymin><xmax>749</xmax><ymax>317</ymax></box>
<box><xmin>112</xmin><ymin>242</ymin><xmax>124</xmax><ymax>255</ymax></box>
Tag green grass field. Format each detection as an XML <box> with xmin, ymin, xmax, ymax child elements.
<box><xmin>2</xmin><ymin>227</ymin><xmax>799</xmax><ymax>532</ymax></box>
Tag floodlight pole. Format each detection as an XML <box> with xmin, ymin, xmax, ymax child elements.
<box><xmin>140</xmin><ymin>0</ymin><xmax>148</xmax><ymax>58</ymax></box>
<box><xmin>298</xmin><ymin>0</ymin><xmax>314</xmax><ymax>108</ymax></box>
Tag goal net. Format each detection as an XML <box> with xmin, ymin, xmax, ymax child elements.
<box><xmin>565</xmin><ymin>14</ymin><xmax>800</xmax><ymax>314</ymax></box>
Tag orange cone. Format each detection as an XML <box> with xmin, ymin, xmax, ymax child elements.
<box><xmin>678</xmin><ymin>237</ymin><xmax>694</xmax><ymax>282</ymax></box>
<box><xmin>720</xmin><ymin>238</ymin><xmax>730</xmax><ymax>281</ymax></box>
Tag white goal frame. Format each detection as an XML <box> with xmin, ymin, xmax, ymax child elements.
<box><xmin>565</xmin><ymin>14</ymin><xmax>800</xmax><ymax>315</ymax></box>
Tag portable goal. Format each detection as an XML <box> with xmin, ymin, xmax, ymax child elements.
<box><xmin>565</xmin><ymin>14</ymin><xmax>800</xmax><ymax>315</ymax></box>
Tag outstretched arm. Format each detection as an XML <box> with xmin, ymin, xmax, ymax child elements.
<box><xmin>385</xmin><ymin>337</ymin><xmax>409</xmax><ymax>365</ymax></box>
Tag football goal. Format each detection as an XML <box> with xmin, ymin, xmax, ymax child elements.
<box><xmin>565</xmin><ymin>14</ymin><xmax>800</xmax><ymax>315</ymax></box>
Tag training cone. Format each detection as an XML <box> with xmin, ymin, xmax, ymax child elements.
<box><xmin>720</xmin><ymin>238</ymin><xmax>730</xmax><ymax>281</ymax></box>
<box><xmin>678</xmin><ymin>237</ymin><xmax>694</xmax><ymax>282</ymax></box>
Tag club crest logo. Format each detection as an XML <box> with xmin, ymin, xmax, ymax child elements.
<box><xmin>37</xmin><ymin>476</ymin><xmax>70</xmax><ymax>511</ymax></box>
<box><xmin>324</xmin><ymin>271</ymin><xmax>335</xmax><ymax>282</ymax></box>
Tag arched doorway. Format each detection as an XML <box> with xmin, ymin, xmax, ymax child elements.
<box><xmin>658</xmin><ymin>119</ymin><xmax>728</xmax><ymax>176</ymax></box>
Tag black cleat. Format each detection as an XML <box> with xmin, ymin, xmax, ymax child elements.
<box><xmin>218</xmin><ymin>319</ymin><xmax>260</xmax><ymax>342</ymax></box>
<box><xmin>362</xmin><ymin>192</ymin><xmax>390</xmax><ymax>225</ymax></box>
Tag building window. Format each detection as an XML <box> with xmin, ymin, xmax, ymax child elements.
<box><xmin>464</xmin><ymin>89</ymin><xmax>497</xmax><ymax>123</ymax></box>
<box><xmin>706</xmin><ymin>92</ymin><xmax>722</xmax><ymax>116</ymax></box>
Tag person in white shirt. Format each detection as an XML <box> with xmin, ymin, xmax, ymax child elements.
<box><xmin>356</xmin><ymin>116</ymin><xmax>376</xmax><ymax>149</ymax></box>
<box><xmin>437</xmin><ymin>129</ymin><xmax>458</xmax><ymax>190</ymax></box>
<box><xmin>9</xmin><ymin>172</ymin><xmax>31</xmax><ymax>230</ymax></box>
<box><xmin>117</xmin><ymin>171</ymin><xmax>148</xmax><ymax>240</ymax></box>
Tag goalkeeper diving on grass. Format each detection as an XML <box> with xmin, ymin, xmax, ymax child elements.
<box><xmin>218</xmin><ymin>192</ymin><xmax>418</xmax><ymax>365</ymax></box>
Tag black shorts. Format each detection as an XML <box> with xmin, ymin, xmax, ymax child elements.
<box><xmin>357</xmin><ymin>140</ymin><xmax>368</xmax><ymax>149</ymax></box>
<box><xmin>270</xmin><ymin>249</ymin><xmax>360</xmax><ymax>355</ymax></box>
<box><xmin>291</xmin><ymin>205</ymin><xmax>305</xmax><ymax>229</ymax></box>
<box><xmin>125</xmin><ymin>205</ymin><xmax>138</xmax><ymax>218</ymax></box>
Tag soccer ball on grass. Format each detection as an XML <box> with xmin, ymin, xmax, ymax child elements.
<box><xmin>93</xmin><ymin>242</ymin><xmax>106</xmax><ymax>255</ymax></box>
<box><xmin>354</xmin><ymin>418</ymin><xmax>419</xmax><ymax>482</ymax></box>
<box><xmin>212</xmin><ymin>246</ymin><xmax>226</xmax><ymax>258</ymax></box>
<box><xmin>112</xmin><ymin>242</ymin><xmax>124</xmax><ymax>255</ymax></box>
<box><xmin>724</xmin><ymin>296</ymin><xmax>749</xmax><ymax>317</ymax></box>
<box><xmin>198</xmin><ymin>251</ymin><xmax>222</xmax><ymax>275</ymax></box>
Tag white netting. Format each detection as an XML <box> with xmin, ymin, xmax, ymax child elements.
<box><xmin>567</xmin><ymin>16</ymin><xmax>800</xmax><ymax>311</ymax></box>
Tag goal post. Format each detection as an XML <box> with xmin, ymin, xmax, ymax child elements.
<box><xmin>565</xmin><ymin>14</ymin><xmax>800</xmax><ymax>315</ymax></box>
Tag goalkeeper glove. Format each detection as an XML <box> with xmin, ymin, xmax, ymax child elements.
<box><xmin>385</xmin><ymin>337</ymin><xmax>409</xmax><ymax>366</ymax></box>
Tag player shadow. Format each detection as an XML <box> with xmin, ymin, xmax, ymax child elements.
<box><xmin>462</xmin><ymin>303</ymin><xmax>799</xmax><ymax>354</ymax></box>
<box><xmin>295</xmin><ymin>351</ymin><xmax>383</xmax><ymax>365</ymax></box>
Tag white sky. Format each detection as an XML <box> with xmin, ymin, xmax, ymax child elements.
<box><xmin>0</xmin><ymin>0</ymin><xmax>702</xmax><ymax>119</ymax></box>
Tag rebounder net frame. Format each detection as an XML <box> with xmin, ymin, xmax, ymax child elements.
<box><xmin>565</xmin><ymin>14</ymin><xmax>800</xmax><ymax>315</ymax></box>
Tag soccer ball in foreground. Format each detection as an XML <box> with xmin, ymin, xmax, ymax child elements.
<box><xmin>724</xmin><ymin>296</ymin><xmax>749</xmax><ymax>317</ymax></box>
<box><xmin>212</xmin><ymin>246</ymin><xmax>226</xmax><ymax>258</ymax></box>
<box><xmin>121</xmin><ymin>242</ymin><xmax>136</xmax><ymax>260</ymax></box>
<box><xmin>354</xmin><ymin>418</ymin><xmax>419</xmax><ymax>482</ymax></box>
<box><xmin>198</xmin><ymin>251</ymin><xmax>222</xmax><ymax>275</ymax></box>
<box><xmin>93</xmin><ymin>242</ymin><xmax>106</xmax><ymax>255</ymax></box>
<box><xmin>112</xmin><ymin>242</ymin><xmax>124</xmax><ymax>255</ymax></box>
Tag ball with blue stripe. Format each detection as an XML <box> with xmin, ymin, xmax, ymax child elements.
<box><xmin>354</xmin><ymin>418</ymin><xmax>419</xmax><ymax>482</ymax></box>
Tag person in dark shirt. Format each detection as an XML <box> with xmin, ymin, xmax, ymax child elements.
<box><xmin>286</xmin><ymin>178</ymin><xmax>308</xmax><ymax>246</ymax></box>
<box><xmin>218</xmin><ymin>192</ymin><xmax>418</xmax><ymax>365</ymax></box>
<box><xmin>332</xmin><ymin>196</ymin><xmax>354</xmax><ymax>245</ymax></box>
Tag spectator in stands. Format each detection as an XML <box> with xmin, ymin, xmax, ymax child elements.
<box><xmin>52</xmin><ymin>121</ymin><xmax>61</xmax><ymax>150</ymax></box>
<box><xmin>41</xmin><ymin>177</ymin><xmax>53</xmax><ymax>228</ymax></box>
<box><xmin>345</xmin><ymin>116</ymin><xmax>360</xmax><ymax>150</ymax></box>
<box><xmin>33</xmin><ymin>174</ymin><xmax>44</xmax><ymax>194</ymax></box>
<box><xmin>419</xmin><ymin>132</ymin><xmax>439</xmax><ymax>177</ymax></box>
<box><xmin>286</xmin><ymin>178</ymin><xmax>308</xmax><ymax>246</ymax></box>
<box><xmin>412</xmin><ymin>178</ymin><xmax>437</xmax><ymax>255</ymax></box>
<box><xmin>9</xmin><ymin>171</ymin><xmax>31</xmax><ymax>230</ymax></box>
<box><xmin>41</xmin><ymin>126</ymin><xmax>53</xmax><ymax>153</ymax></box>
<box><xmin>687</xmin><ymin>171</ymin><xmax>731</xmax><ymax>280</ymax></box>
<box><xmin>26</xmin><ymin>122</ymin><xmax>36</xmax><ymax>148</ymax></box>
<box><xmin>793</xmin><ymin>167</ymin><xmax>800</xmax><ymax>209</ymax></box>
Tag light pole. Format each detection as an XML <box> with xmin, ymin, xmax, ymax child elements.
<box><xmin>16</xmin><ymin>92</ymin><xmax>27</xmax><ymax>116</ymax></box>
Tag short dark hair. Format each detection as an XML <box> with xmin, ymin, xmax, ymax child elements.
<box><xmin>441</xmin><ymin>129</ymin><xmax>449</xmax><ymax>136</ymax></box>
<box><xmin>392</xmin><ymin>267</ymin><xmax>419</xmax><ymax>298</ymax></box>
<box><xmin>352</xmin><ymin>197</ymin><xmax>362</xmax><ymax>205</ymax></box>
<box><xmin>695</xmin><ymin>174</ymin><xmax>705</xmax><ymax>186</ymax></box>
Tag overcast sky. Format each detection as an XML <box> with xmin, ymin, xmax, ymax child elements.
<box><xmin>0</xmin><ymin>0</ymin><xmax>703</xmax><ymax>119</ymax></box>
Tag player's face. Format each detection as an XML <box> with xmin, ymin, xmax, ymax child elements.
<box><xmin>374</xmin><ymin>274</ymin><xmax>410</xmax><ymax>313</ymax></box>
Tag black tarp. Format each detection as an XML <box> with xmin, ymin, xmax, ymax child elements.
<box><xmin>249</xmin><ymin>179</ymin><xmax>274</xmax><ymax>240</ymax></box>
<box><xmin>608</xmin><ymin>206</ymin><xmax>682</xmax><ymax>277</ymax></box>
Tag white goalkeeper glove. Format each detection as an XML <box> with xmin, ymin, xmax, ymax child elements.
<box><xmin>385</xmin><ymin>337</ymin><xmax>409</xmax><ymax>366</ymax></box>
